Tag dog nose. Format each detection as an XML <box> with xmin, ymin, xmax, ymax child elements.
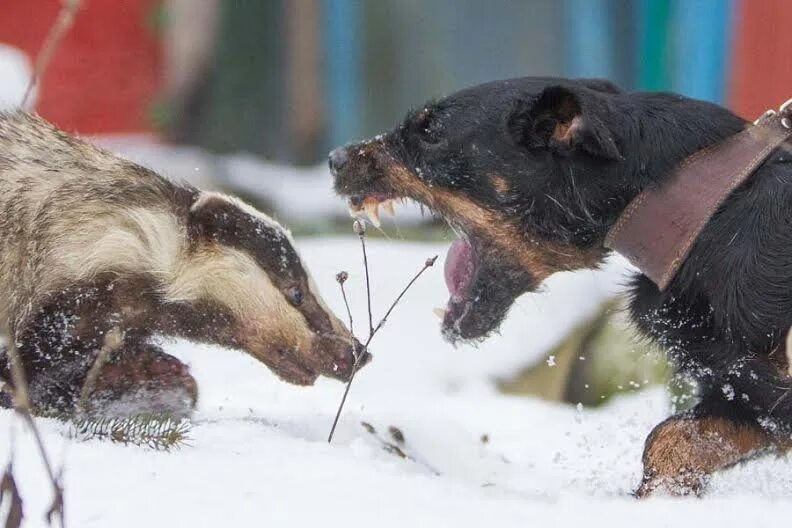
<box><xmin>328</xmin><ymin>147</ymin><xmax>349</xmax><ymax>174</ymax></box>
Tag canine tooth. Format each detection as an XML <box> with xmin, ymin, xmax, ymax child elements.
<box><xmin>433</xmin><ymin>307</ymin><xmax>447</xmax><ymax>319</ymax></box>
<box><xmin>364</xmin><ymin>200</ymin><xmax>381</xmax><ymax>227</ymax></box>
<box><xmin>382</xmin><ymin>199</ymin><xmax>396</xmax><ymax>217</ymax></box>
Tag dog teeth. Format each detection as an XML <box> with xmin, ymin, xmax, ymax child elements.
<box><xmin>363</xmin><ymin>199</ymin><xmax>381</xmax><ymax>227</ymax></box>
<box><xmin>433</xmin><ymin>307</ymin><xmax>447</xmax><ymax>319</ymax></box>
<box><xmin>382</xmin><ymin>199</ymin><xmax>396</xmax><ymax>217</ymax></box>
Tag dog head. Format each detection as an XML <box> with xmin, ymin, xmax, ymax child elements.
<box><xmin>330</xmin><ymin>77</ymin><xmax>632</xmax><ymax>342</ymax></box>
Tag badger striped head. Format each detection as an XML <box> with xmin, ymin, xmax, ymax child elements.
<box><xmin>168</xmin><ymin>192</ymin><xmax>367</xmax><ymax>385</ymax></box>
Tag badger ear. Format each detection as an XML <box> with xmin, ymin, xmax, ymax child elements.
<box><xmin>508</xmin><ymin>85</ymin><xmax>622</xmax><ymax>161</ymax></box>
<box><xmin>188</xmin><ymin>193</ymin><xmax>234</xmax><ymax>241</ymax></box>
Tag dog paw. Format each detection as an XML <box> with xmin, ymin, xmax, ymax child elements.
<box><xmin>635</xmin><ymin>469</ymin><xmax>706</xmax><ymax>498</ymax></box>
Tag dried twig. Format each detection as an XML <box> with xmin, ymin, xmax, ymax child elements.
<box><xmin>356</xmin><ymin>221</ymin><xmax>375</xmax><ymax>336</ymax></box>
<box><xmin>21</xmin><ymin>0</ymin><xmax>83</xmax><ymax>109</ymax></box>
<box><xmin>0</xmin><ymin>464</ymin><xmax>23</xmax><ymax>528</ymax></box>
<box><xmin>77</xmin><ymin>328</ymin><xmax>124</xmax><ymax>414</ymax></box>
<box><xmin>328</xmin><ymin>220</ymin><xmax>436</xmax><ymax>442</ymax></box>
<box><xmin>5</xmin><ymin>342</ymin><xmax>65</xmax><ymax>527</ymax></box>
<box><xmin>335</xmin><ymin>271</ymin><xmax>353</xmax><ymax>338</ymax></box>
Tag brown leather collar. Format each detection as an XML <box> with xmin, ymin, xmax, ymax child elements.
<box><xmin>605</xmin><ymin>104</ymin><xmax>792</xmax><ymax>290</ymax></box>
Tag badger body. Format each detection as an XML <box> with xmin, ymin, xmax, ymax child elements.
<box><xmin>0</xmin><ymin>111</ymin><xmax>361</xmax><ymax>415</ymax></box>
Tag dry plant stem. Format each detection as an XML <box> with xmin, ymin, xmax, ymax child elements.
<box><xmin>327</xmin><ymin>244</ymin><xmax>437</xmax><ymax>443</ymax></box>
<box><xmin>77</xmin><ymin>328</ymin><xmax>124</xmax><ymax>414</ymax></box>
<box><xmin>360</xmin><ymin>234</ymin><xmax>374</xmax><ymax>336</ymax></box>
<box><xmin>4</xmin><ymin>342</ymin><xmax>65</xmax><ymax>527</ymax></box>
<box><xmin>339</xmin><ymin>281</ymin><xmax>354</xmax><ymax>339</ymax></box>
<box><xmin>21</xmin><ymin>0</ymin><xmax>83</xmax><ymax>109</ymax></box>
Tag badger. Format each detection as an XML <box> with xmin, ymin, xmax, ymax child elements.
<box><xmin>0</xmin><ymin>111</ymin><xmax>365</xmax><ymax>416</ymax></box>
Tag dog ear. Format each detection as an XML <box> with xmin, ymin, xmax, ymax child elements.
<box><xmin>508</xmin><ymin>85</ymin><xmax>622</xmax><ymax>160</ymax></box>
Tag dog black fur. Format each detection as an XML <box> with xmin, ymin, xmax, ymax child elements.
<box><xmin>330</xmin><ymin>76</ymin><xmax>792</xmax><ymax>494</ymax></box>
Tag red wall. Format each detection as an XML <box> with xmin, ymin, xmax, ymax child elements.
<box><xmin>730</xmin><ymin>0</ymin><xmax>792</xmax><ymax>120</ymax></box>
<box><xmin>0</xmin><ymin>0</ymin><xmax>162</xmax><ymax>134</ymax></box>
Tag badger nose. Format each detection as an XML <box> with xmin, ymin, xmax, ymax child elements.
<box><xmin>353</xmin><ymin>340</ymin><xmax>372</xmax><ymax>369</ymax></box>
<box><xmin>335</xmin><ymin>339</ymin><xmax>371</xmax><ymax>380</ymax></box>
<box><xmin>328</xmin><ymin>147</ymin><xmax>349</xmax><ymax>174</ymax></box>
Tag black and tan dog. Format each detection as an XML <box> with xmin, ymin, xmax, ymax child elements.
<box><xmin>329</xmin><ymin>77</ymin><xmax>792</xmax><ymax>496</ymax></box>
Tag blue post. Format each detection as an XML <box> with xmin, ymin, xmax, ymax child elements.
<box><xmin>323</xmin><ymin>0</ymin><xmax>362</xmax><ymax>147</ymax></box>
<box><xmin>670</xmin><ymin>0</ymin><xmax>734</xmax><ymax>104</ymax></box>
<box><xmin>564</xmin><ymin>0</ymin><xmax>614</xmax><ymax>80</ymax></box>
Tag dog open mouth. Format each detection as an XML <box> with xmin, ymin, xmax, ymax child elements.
<box><xmin>343</xmin><ymin>189</ymin><xmax>520</xmax><ymax>343</ymax></box>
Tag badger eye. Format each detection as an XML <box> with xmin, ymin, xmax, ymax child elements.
<box><xmin>286</xmin><ymin>286</ymin><xmax>303</xmax><ymax>306</ymax></box>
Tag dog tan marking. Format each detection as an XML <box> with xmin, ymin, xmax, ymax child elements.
<box><xmin>786</xmin><ymin>327</ymin><xmax>792</xmax><ymax>377</ymax></box>
<box><xmin>552</xmin><ymin>115</ymin><xmax>584</xmax><ymax>144</ymax></box>
<box><xmin>375</xmin><ymin>153</ymin><xmax>602</xmax><ymax>279</ymax></box>
<box><xmin>636</xmin><ymin>415</ymin><xmax>786</xmax><ymax>497</ymax></box>
<box><xmin>489</xmin><ymin>174</ymin><xmax>511</xmax><ymax>195</ymax></box>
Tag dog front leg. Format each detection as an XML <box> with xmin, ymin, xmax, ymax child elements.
<box><xmin>636</xmin><ymin>407</ymin><xmax>779</xmax><ymax>497</ymax></box>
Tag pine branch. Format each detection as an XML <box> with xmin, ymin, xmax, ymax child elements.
<box><xmin>70</xmin><ymin>414</ymin><xmax>192</xmax><ymax>451</ymax></box>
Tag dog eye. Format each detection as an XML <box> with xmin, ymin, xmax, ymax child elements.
<box><xmin>286</xmin><ymin>286</ymin><xmax>303</xmax><ymax>306</ymax></box>
<box><xmin>419</xmin><ymin>120</ymin><xmax>444</xmax><ymax>146</ymax></box>
<box><xmin>414</xmin><ymin>109</ymin><xmax>443</xmax><ymax>145</ymax></box>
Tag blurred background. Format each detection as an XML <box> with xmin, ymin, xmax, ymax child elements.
<box><xmin>0</xmin><ymin>0</ymin><xmax>788</xmax><ymax>406</ymax></box>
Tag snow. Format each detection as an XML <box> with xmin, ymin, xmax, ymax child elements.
<box><xmin>3</xmin><ymin>238</ymin><xmax>792</xmax><ymax>527</ymax></box>
<box><xmin>0</xmin><ymin>44</ymin><xmax>33</xmax><ymax>110</ymax></box>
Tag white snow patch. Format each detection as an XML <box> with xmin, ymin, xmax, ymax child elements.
<box><xmin>2</xmin><ymin>238</ymin><xmax>791</xmax><ymax>527</ymax></box>
<box><xmin>0</xmin><ymin>44</ymin><xmax>33</xmax><ymax>110</ymax></box>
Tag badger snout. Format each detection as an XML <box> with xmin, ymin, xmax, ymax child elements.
<box><xmin>319</xmin><ymin>335</ymin><xmax>371</xmax><ymax>382</ymax></box>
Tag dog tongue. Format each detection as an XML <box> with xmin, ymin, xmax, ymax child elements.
<box><xmin>444</xmin><ymin>238</ymin><xmax>475</xmax><ymax>301</ymax></box>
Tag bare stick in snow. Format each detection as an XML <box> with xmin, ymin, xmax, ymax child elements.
<box><xmin>356</xmin><ymin>220</ymin><xmax>375</xmax><ymax>336</ymax></box>
<box><xmin>328</xmin><ymin>220</ymin><xmax>436</xmax><ymax>443</ymax></box>
<box><xmin>0</xmin><ymin>463</ymin><xmax>24</xmax><ymax>528</ymax></box>
<box><xmin>335</xmin><ymin>271</ymin><xmax>353</xmax><ymax>339</ymax></box>
<box><xmin>4</xmin><ymin>341</ymin><xmax>66</xmax><ymax>527</ymax></box>
<box><xmin>22</xmin><ymin>0</ymin><xmax>83</xmax><ymax>109</ymax></box>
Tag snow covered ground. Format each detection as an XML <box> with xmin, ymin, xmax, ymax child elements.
<box><xmin>3</xmin><ymin>238</ymin><xmax>792</xmax><ymax>527</ymax></box>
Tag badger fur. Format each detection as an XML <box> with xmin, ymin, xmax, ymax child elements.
<box><xmin>0</xmin><ymin>111</ymin><xmax>364</xmax><ymax>416</ymax></box>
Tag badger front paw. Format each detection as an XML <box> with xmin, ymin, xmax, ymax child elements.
<box><xmin>85</xmin><ymin>343</ymin><xmax>198</xmax><ymax>418</ymax></box>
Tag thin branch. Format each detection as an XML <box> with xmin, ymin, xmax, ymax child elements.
<box><xmin>353</xmin><ymin>221</ymin><xmax>374</xmax><ymax>336</ymax></box>
<box><xmin>335</xmin><ymin>272</ymin><xmax>353</xmax><ymax>339</ymax></box>
<box><xmin>327</xmin><ymin>221</ymin><xmax>436</xmax><ymax>442</ymax></box>
<box><xmin>5</xmin><ymin>342</ymin><xmax>65</xmax><ymax>527</ymax></box>
<box><xmin>21</xmin><ymin>0</ymin><xmax>83</xmax><ymax>110</ymax></box>
<box><xmin>77</xmin><ymin>328</ymin><xmax>124</xmax><ymax>414</ymax></box>
<box><xmin>372</xmin><ymin>255</ymin><xmax>437</xmax><ymax>335</ymax></box>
